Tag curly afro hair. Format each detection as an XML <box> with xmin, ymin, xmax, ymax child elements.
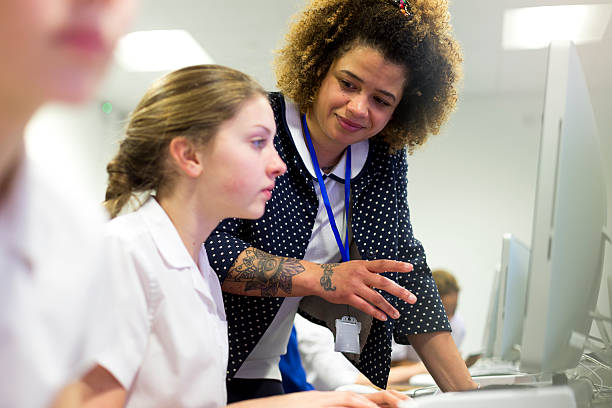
<box><xmin>274</xmin><ymin>0</ymin><xmax>463</xmax><ymax>152</ymax></box>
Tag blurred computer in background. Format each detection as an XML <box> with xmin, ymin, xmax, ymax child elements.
<box><xmin>447</xmin><ymin>40</ymin><xmax>611</xmax><ymax>406</ymax></box>
<box><xmin>519</xmin><ymin>40</ymin><xmax>608</xmax><ymax>378</ymax></box>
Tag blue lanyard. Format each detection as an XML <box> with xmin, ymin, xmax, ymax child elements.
<box><xmin>301</xmin><ymin>115</ymin><xmax>351</xmax><ymax>262</ymax></box>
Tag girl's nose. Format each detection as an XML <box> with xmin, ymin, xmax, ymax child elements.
<box><xmin>268</xmin><ymin>149</ymin><xmax>287</xmax><ymax>178</ymax></box>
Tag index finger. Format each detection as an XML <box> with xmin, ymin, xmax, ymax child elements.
<box><xmin>331</xmin><ymin>391</ymin><xmax>380</xmax><ymax>408</ymax></box>
<box><xmin>365</xmin><ymin>260</ymin><xmax>413</xmax><ymax>274</ymax></box>
<box><xmin>369</xmin><ymin>275</ymin><xmax>417</xmax><ymax>306</ymax></box>
<box><xmin>365</xmin><ymin>390</ymin><xmax>408</xmax><ymax>408</ymax></box>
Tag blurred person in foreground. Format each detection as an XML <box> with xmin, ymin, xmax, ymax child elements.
<box><xmin>0</xmin><ymin>0</ymin><xmax>136</xmax><ymax>407</ymax></box>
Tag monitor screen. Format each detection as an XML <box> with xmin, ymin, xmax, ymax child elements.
<box><xmin>519</xmin><ymin>40</ymin><xmax>608</xmax><ymax>375</ymax></box>
<box><xmin>493</xmin><ymin>234</ymin><xmax>530</xmax><ymax>362</ymax></box>
<box><xmin>481</xmin><ymin>263</ymin><xmax>502</xmax><ymax>359</ymax></box>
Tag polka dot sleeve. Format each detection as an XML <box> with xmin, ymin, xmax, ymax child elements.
<box><xmin>349</xmin><ymin>144</ymin><xmax>451</xmax><ymax>387</ymax></box>
<box><xmin>388</xmin><ymin>149</ymin><xmax>451</xmax><ymax>345</ymax></box>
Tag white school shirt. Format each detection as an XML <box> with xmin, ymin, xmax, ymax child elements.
<box><xmin>0</xmin><ymin>157</ymin><xmax>113</xmax><ymax>408</ymax></box>
<box><xmin>98</xmin><ymin>197</ymin><xmax>228</xmax><ymax>408</ymax></box>
<box><xmin>391</xmin><ymin>313</ymin><xmax>466</xmax><ymax>362</ymax></box>
<box><xmin>296</xmin><ymin>314</ymin><xmax>467</xmax><ymax>390</ymax></box>
<box><xmin>235</xmin><ymin>100</ymin><xmax>369</xmax><ymax>380</ymax></box>
<box><xmin>294</xmin><ymin>314</ymin><xmax>360</xmax><ymax>390</ymax></box>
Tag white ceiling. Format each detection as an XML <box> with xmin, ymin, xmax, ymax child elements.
<box><xmin>98</xmin><ymin>0</ymin><xmax>612</xmax><ymax>112</ymax></box>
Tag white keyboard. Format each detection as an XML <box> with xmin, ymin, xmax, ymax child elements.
<box><xmin>408</xmin><ymin>370</ymin><xmax>534</xmax><ymax>387</ymax></box>
<box><xmin>399</xmin><ymin>385</ymin><xmax>577</xmax><ymax>408</ymax></box>
<box><xmin>468</xmin><ymin>358</ymin><xmax>523</xmax><ymax>377</ymax></box>
<box><xmin>405</xmin><ymin>373</ymin><xmax>541</xmax><ymax>397</ymax></box>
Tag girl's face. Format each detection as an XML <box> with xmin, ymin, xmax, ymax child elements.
<box><xmin>199</xmin><ymin>95</ymin><xmax>287</xmax><ymax>220</ymax></box>
<box><xmin>306</xmin><ymin>45</ymin><xmax>407</xmax><ymax>151</ymax></box>
<box><xmin>0</xmin><ymin>0</ymin><xmax>136</xmax><ymax>105</ymax></box>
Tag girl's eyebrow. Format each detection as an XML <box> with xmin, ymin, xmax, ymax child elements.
<box><xmin>249</xmin><ymin>124</ymin><xmax>275</xmax><ymax>135</ymax></box>
<box><xmin>339</xmin><ymin>69</ymin><xmax>397</xmax><ymax>101</ymax></box>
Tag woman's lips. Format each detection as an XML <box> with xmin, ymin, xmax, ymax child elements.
<box><xmin>336</xmin><ymin>115</ymin><xmax>364</xmax><ymax>132</ymax></box>
<box><xmin>56</xmin><ymin>28</ymin><xmax>107</xmax><ymax>55</ymax></box>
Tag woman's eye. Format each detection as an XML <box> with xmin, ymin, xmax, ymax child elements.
<box><xmin>374</xmin><ymin>96</ymin><xmax>391</xmax><ymax>106</ymax></box>
<box><xmin>339</xmin><ymin>79</ymin><xmax>355</xmax><ymax>90</ymax></box>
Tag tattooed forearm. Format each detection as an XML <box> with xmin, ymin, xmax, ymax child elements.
<box><xmin>226</xmin><ymin>248</ymin><xmax>305</xmax><ymax>296</ymax></box>
<box><xmin>320</xmin><ymin>263</ymin><xmax>338</xmax><ymax>291</ymax></box>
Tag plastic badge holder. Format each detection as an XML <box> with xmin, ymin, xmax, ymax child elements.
<box><xmin>335</xmin><ymin>316</ymin><xmax>361</xmax><ymax>354</ymax></box>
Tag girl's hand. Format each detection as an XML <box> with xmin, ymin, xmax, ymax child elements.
<box><xmin>229</xmin><ymin>390</ymin><xmax>407</xmax><ymax>408</ymax></box>
<box><xmin>364</xmin><ymin>390</ymin><xmax>410</xmax><ymax>408</ymax></box>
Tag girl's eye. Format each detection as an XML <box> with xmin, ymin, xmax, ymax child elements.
<box><xmin>251</xmin><ymin>139</ymin><xmax>266</xmax><ymax>149</ymax></box>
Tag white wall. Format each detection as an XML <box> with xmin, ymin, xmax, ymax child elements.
<box><xmin>406</xmin><ymin>94</ymin><xmax>542</xmax><ymax>355</ymax></box>
<box><xmin>25</xmin><ymin>101</ymin><xmax>127</xmax><ymax>204</ymax></box>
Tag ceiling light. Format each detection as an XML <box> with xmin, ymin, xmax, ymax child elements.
<box><xmin>502</xmin><ymin>4</ymin><xmax>612</xmax><ymax>50</ymax></box>
<box><xmin>115</xmin><ymin>30</ymin><xmax>214</xmax><ymax>72</ymax></box>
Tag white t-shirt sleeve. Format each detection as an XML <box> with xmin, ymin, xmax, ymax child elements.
<box><xmin>390</xmin><ymin>341</ymin><xmax>420</xmax><ymax>362</ymax></box>
<box><xmin>450</xmin><ymin>313</ymin><xmax>466</xmax><ymax>350</ymax></box>
<box><xmin>391</xmin><ymin>313</ymin><xmax>467</xmax><ymax>363</ymax></box>
<box><xmin>294</xmin><ymin>315</ymin><xmax>359</xmax><ymax>391</ymax></box>
<box><xmin>95</xmin><ymin>231</ymin><xmax>157</xmax><ymax>390</ymax></box>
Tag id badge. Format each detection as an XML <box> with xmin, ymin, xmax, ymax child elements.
<box><xmin>335</xmin><ymin>315</ymin><xmax>361</xmax><ymax>354</ymax></box>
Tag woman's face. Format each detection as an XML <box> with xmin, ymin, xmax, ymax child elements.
<box><xmin>306</xmin><ymin>45</ymin><xmax>407</xmax><ymax>150</ymax></box>
<box><xmin>0</xmin><ymin>0</ymin><xmax>136</xmax><ymax>105</ymax></box>
<box><xmin>199</xmin><ymin>95</ymin><xmax>287</xmax><ymax>220</ymax></box>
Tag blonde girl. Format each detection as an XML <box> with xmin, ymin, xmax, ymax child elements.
<box><xmin>80</xmin><ymin>64</ymin><xmax>405</xmax><ymax>408</ymax></box>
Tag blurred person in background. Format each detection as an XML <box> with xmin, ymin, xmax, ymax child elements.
<box><xmin>387</xmin><ymin>269</ymin><xmax>465</xmax><ymax>385</ymax></box>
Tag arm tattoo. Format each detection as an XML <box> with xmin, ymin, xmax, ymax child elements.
<box><xmin>227</xmin><ymin>248</ymin><xmax>305</xmax><ymax>296</ymax></box>
<box><xmin>320</xmin><ymin>263</ymin><xmax>338</xmax><ymax>292</ymax></box>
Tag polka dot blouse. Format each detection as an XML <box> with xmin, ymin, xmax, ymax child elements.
<box><xmin>205</xmin><ymin>92</ymin><xmax>451</xmax><ymax>389</ymax></box>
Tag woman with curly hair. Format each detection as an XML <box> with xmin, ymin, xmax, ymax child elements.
<box><xmin>205</xmin><ymin>0</ymin><xmax>477</xmax><ymax>400</ymax></box>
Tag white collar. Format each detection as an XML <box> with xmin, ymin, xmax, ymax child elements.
<box><xmin>138</xmin><ymin>196</ymin><xmax>215</xmax><ymax>301</ymax></box>
<box><xmin>0</xmin><ymin>157</ymin><xmax>35</xmax><ymax>271</ymax></box>
<box><xmin>139</xmin><ymin>196</ymin><xmax>197</xmax><ymax>270</ymax></box>
<box><xmin>284</xmin><ymin>98</ymin><xmax>369</xmax><ymax>181</ymax></box>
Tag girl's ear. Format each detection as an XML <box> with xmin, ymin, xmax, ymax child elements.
<box><xmin>168</xmin><ymin>137</ymin><xmax>203</xmax><ymax>178</ymax></box>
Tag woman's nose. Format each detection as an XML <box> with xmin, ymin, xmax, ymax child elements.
<box><xmin>346</xmin><ymin>94</ymin><xmax>368</xmax><ymax>118</ymax></box>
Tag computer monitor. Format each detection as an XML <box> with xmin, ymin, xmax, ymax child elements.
<box><xmin>519</xmin><ymin>40</ymin><xmax>608</xmax><ymax>375</ymax></box>
<box><xmin>492</xmin><ymin>234</ymin><xmax>530</xmax><ymax>362</ymax></box>
<box><xmin>608</xmin><ymin>274</ymin><xmax>612</xmax><ymax>325</ymax></box>
<box><xmin>481</xmin><ymin>263</ymin><xmax>502</xmax><ymax>359</ymax></box>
